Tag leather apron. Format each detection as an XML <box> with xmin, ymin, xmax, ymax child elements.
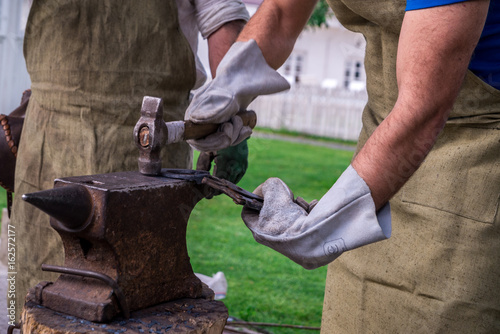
<box><xmin>11</xmin><ymin>0</ymin><xmax>196</xmax><ymax>321</ymax></box>
<box><xmin>322</xmin><ymin>1</ymin><xmax>500</xmax><ymax>332</ymax></box>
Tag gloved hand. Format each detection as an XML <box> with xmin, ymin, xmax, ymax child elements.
<box><xmin>196</xmin><ymin>139</ymin><xmax>249</xmax><ymax>198</ymax></box>
<box><xmin>185</xmin><ymin>39</ymin><xmax>290</xmax><ymax>151</ymax></box>
<box><xmin>241</xmin><ymin>165</ymin><xmax>391</xmax><ymax>270</ymax></box>
<box><xmin>188</xmin><ymin>115</ymin><xmax>251</xmax><ymax>152</ymax></box>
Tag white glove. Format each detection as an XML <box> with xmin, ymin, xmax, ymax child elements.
<box><xmin>241</xmin><ymin>165</ymin><xmax>391</xmax><ymax>270</ymax></box>
<box><xmin>187</xmin><ymin>115</ymin><xmax>252</xmax><ymax>152</ymax></box>
<box><xmin>185</xmin><ymin>39</ymin><xmax>290</xmax><ymax>151</ymax></box>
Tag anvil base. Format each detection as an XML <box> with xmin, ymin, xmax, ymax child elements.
<box><xmin>21</xmin><ymin>285</ymin><xmax>228</xmax><ymax>334</ymax></box>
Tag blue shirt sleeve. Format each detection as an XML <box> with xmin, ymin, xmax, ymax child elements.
<box><xmin>406</xmin><ymin>0</ymin><xmax>468</xmax><ymax>11</ymax></box>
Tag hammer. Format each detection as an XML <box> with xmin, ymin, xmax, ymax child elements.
<box><xmin>133</xmin><ymin>96</ymin><xmax>257</xmax><ymax>175</ymax></box>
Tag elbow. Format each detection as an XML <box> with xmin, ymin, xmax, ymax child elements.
<box><xmin>395</xmin><ymin>87</ymin><xmax>456</xmax><ymax>131</ymax></box>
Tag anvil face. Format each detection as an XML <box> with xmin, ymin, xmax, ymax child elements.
<box><xmin>27</xmin><ymin>169</ymin><xmax>211</xmax><ymax>323</ymax></box>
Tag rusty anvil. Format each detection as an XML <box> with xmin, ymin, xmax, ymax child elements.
<box><xmin>21</xmin><ymin>97</ymin><xmax>258</xmax><ymax>323</ymax></box>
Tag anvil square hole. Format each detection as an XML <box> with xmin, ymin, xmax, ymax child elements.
<box><xmin>79</xmin><ymin>238</ymin><xmax>93</xmax><ymax>258</ymax></box>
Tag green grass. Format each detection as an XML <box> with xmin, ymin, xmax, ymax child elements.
<box><xmin>0</xmin><ymin>137</ymin><xmax>354</xmax><ymax>333</ymax></box>
<box><xmin>255</xmin><ymin>127</ymin><xmax>358</xmax><ymax>147</ymax></box>
<box><xmin>0</xmin><ymin>191</ymin><xmax>6</xmax><ymax>220</ymax></box>
<box><xmin>187</xmin><ymin>137</ymin><xmax>353</xmax><ymax>333</ymax></box>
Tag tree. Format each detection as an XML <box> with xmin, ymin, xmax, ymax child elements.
<box><xmin>307</xmin><ymin>0</ymin><xmax>333</xmax><ymax>28</ymax></box>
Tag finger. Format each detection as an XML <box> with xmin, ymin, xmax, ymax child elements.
<box><xmin>188</xmin><ymin>87</ymin><xmax>238</xmax><ymax>124</ymax></box>
<box><xmin>185</xmin><ymin>84</ymin><xmax>210</xmax><ymax>120</ymax></box>
<box><xmin>262</xmin><ymin>178</ymin><xmax>295</xmax><ymax>202</ymax></box>
<box><xmin>187</xmin><ymin>132</ymin><xmax>232</xmax><ymax>151</ymax></box>
<box><xmin>187</xmin><ymin>122</ymin><xmax>234</xmax><ymax>151</ymax></box>
<box><xmin>232</xmin><ymin>126</ymin><xmax>252</xmax><ymax>146</ymax></box>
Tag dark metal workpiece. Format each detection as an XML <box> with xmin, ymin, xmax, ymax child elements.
<box><xmin>161</xmin><ymin>169</ymin><xmax>209</xmax><ymax>184</ymax></box>
<box><xmin>202</xmin><ymin>176</ymin><xmax>264</xmax><ymax>211</ymax></box>
<box><xmin>155</xmin><ymin>169</ymin><xmax>264</xmax><ymax>210</ymax></box>
<box><xmin>41</xmin><ymin>264</ymin><xmax>130</xmax><ymax>319</ymax></box>
<box><xmin>23</xmin><ymin>169</ymin><xmax>211</xmax><ymax>323</ymax></box>
<box><xmin>199</xmin><ymin>174</ymin><xmax>317</xmax><ymax>213</ymax></box>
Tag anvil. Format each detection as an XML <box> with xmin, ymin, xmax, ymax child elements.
<box><xmin>23</xmin><ymin>169</ymin><xmax>211</xmax><ymax>323</ymax></box>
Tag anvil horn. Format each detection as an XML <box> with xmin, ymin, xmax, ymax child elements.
<box><xmin>22</xmin><ymin>185</ymin><xmax>93</xmax><ymax>230</ymax></box>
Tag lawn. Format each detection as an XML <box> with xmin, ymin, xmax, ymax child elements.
<box><xmin>187</xmin><ymin>137</ymin><xmax>353</xmax><ymax>333</ymax></box>
<box><xmin>0</xmin><ymin>193</ymin><xmax>8</xmax><ymax>221</ymax></box>
<box><xmin>0</xmin><ymin>136</ymin><xmax>354</xmax><ymax>333</ymax></box>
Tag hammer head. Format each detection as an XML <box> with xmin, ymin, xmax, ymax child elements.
<box><xmin>133</xmin><ymin>96</ymin><xmax>167</xmax><ymax>175</ymax></box>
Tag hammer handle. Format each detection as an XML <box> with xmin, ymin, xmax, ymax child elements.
<box><xmin>182</xmin><ymin>110</ymin><xmax>257</xmax><ymax>141</ymax></box>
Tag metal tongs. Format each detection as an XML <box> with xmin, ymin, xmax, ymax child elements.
<box><xmin>202</xmin><ymin>175</ymin><xmax>317</xmax><ymax>213</ymax></box>
<box><xmin>160</xmin><ymin>169</ymin><xmax>316</xmax><ymax>213</ymax></box>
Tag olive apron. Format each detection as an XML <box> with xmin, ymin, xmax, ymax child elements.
<box><xmin>11</xmin><ymin>0</ymin><xmax>196</xmax><ymax>321</ymax></box>
<box><xmin>322</xmin><ymin>0</ymin><xmax>500</xmax><ymax>332</ymax></box>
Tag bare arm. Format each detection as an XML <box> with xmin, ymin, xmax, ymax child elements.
<box><xmin>207</xmin><ymin>20</ymin><xmax>246</xmax><ymax>77</ymax></box>
<box><xmin>352</xmin><ymin>0</ymin><xmax>490</xmax><ymax>210</ymax></box>
<box><xmin>236</xmin><ymin>0</ymin><xmax>319</xmax><ymax>69</ymax></box>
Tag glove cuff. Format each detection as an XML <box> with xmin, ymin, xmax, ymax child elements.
<box><xmin>301</xmin><ymin>165</ymin><xmax>391</xmax><ymax>268</ymax></box>
<box><xmin>328</xmin><ymin>165</ymin><xmax>392</xmax><ymax>241</ymax></box>
<box><xmin>253</xmin><ymin>165</ymin><xmax>392</xmax><ymax>270</ymax></box>
<box><xmin>186</xmin><ymin>39</ymin><xmax>290</xmax><ymax>124</ymax></box>
<box><xmin>215</xmin><ymin>39</ymin><xmax>290</xmax><ymax>98</ymax></box>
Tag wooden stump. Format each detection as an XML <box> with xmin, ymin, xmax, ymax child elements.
<box><xmin>21</xmin><ymin>287</ymin><xmax>228</xmax><ymax>334</ymax></box>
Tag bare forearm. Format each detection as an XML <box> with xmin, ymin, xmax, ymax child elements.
<box><xmin>352</xmin><ymin>103</ymin><xmax>448</xmax><ymax>210</ymax></box>
<box><xmin>208</xmin><ymin>20</ymin><xmax>246</xmax><ymax>77</ymax></box>
<box><xmin>353</xmin><ymin>1</ymin><xmax>489</xmax><ymax>210</ymax></box>
<box><xmin>237</xmin><ymin>0</ymin><xmax>318</xmax><ymax>69</ymax></box>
